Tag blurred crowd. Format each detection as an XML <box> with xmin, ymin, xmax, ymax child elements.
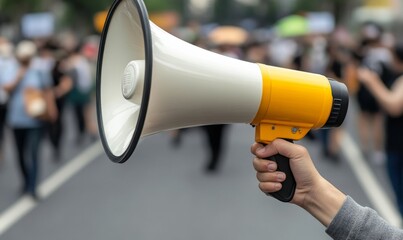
<box><xmin>1</xmin><ymin>17</ymin><xmax>403</xmax><ymax>219</ymax></box>
<box><xmin>0</xmin><ymin>33</ymin><xmax>99</xmax><ymax>199</ymax></box>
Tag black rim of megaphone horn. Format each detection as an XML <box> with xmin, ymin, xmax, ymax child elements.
<box><xmin>96</xmin><ymin>0</ymin><xmax>153</xmax><ymax>163</ymax></box>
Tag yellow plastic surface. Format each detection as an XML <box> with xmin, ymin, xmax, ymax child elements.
<box><xmin>252</xmin><ymin>64</ymin><xmax>333</xmax><ymax>144</ymax></box>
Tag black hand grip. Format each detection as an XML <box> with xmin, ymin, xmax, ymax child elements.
<box><xmin>266</xmin><ymin>153</ymin><xmax>296</xmax><ymax>202</ymax></box>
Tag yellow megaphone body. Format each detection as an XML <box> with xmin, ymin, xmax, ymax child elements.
<box><xmin>96</xmin><ymin>0</ymin><xmax>349</xmax><ymax>202</ymax></box>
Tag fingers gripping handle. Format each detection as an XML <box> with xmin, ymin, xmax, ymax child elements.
<box><xmin>266</xmin><ymin>153</ymin><xmax>296</xmax><ymax>202</ymax></box>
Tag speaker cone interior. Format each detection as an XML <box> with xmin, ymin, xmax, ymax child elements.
<box><xmin>96</xmin><ymin>0</ymin><xmax>152</xmax><ymax>163</ymax></box>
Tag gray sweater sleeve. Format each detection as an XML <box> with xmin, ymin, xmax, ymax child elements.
<box><xmin>326</xmin><ymin>196</ymin><xmax>403</xmax><ymax>240</ymax></box>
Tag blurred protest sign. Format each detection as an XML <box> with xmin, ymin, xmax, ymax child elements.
<box><xmin>21</xmin><ymin>12</ymin><xmax>55</xmax><ymax>38</ymax></box>
<box><xmin>307</xmin><ymin>12</ymin><xmax>335</xmax><ymax>35</ymax></box>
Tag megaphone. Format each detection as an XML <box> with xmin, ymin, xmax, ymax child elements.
<box><xmin>96</xmin><ymin>0</ymin><xmax>349</xmax><ymax>202</ymax></box>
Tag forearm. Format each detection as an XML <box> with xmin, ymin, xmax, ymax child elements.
<box><xmin>301</xmin><ymin>178</ymin><xmax>346</xmax><ymax>227</ymax></box>
<box><xmin>54</xmin><ymin>76</ymin><xmax>73</xmax><ymax>98</ymax></box>
<box><xmin>365</xmin><ymin>77</ymin><xmax>403</xmax><ymax>116</ymax></box>
<box><xmin>303</xmin><ymin>177</ymin><xmax>403</xmax><ymax>239</ymax></box>
<box><xmin>326</xmin><ymin>196</ymin><xmax>403</xmax><ymax>240</ymax></box>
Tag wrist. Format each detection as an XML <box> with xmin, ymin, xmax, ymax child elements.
<box><xmin>301</xmin><ymin>178</ymin><xmax>346</xmax><ymax>227</ymax></box>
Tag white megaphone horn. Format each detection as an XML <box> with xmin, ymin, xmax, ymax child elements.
<box><xmin>96</xmin><ymin>0</ymin><xmax>349</xmax><ymax>202</ymax></box>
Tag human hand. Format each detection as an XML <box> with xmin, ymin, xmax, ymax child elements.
<box><xmin>251</xmin><ymin>139</ymin><xmax>323</xmax><ymax>208</ymax></box>
<box><xmin>251</xmin><ymin>139</ymin><xmax>346</xmax><ymax>226</ymax></box>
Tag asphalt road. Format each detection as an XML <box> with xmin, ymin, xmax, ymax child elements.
<box><xmin>0</xmin><ymin>100</ymin><xmax>398</xmax><ymax>240</ymax></box>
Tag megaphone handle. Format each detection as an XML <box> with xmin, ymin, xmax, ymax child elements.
<box><xmin>264</xmin><ymin>141</ymin><xmax>296</xmax><ymax>202</ymax></box>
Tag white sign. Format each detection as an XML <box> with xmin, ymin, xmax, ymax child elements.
<box><xmin>21</xmin><ymin>13</ymin><xmax>55</xmax><ymax>38</ymax></box>
<box><xmin>307</xmin><ymin>12</ymin><xmax>335</xmax><ymax>34</ymax></box>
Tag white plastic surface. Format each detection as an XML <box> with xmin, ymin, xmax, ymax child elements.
<box><xmin>100</xmin><ymin>0</ymin><xmax>144</xmax><ymax>156</ymax></box>
<box><xmin>100</xmin><ymin>0</ymin><xmax>263</xmax><ymax>157</ymax></box>
<box><xmin>122</xmin><ymin>61</ymin><xmax>144</xmax><ymax>99</ymax></box>
<box><xmin>142</xmin><ymin>22</ymin><xmax>262</xmax><ymax>136</ymax></box>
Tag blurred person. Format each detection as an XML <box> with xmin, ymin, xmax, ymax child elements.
<box><xmin>199</xmin><ymin>42</ymin><xmax>243</xmax><ymax>172</ymax></box>
<box><xmin>81</xmin><ymin>36</ymin><xmax>100</xmax><ymax>139</ymax></box>
<box><xmin>269</xmin><ymin>37</ymin><xmax>298</xmax><ymax>69</ymax></box>
<box><xmin>331</xmin><ymin>27</ymin><xmax>360</xmax><ymax>95</ymax></box>
<box><xmin>67</xmin><ymin>43</ymin><xmax>94</xmax><ymax>144</ymax></box>
<box><xmin>30</xmin><ymin>41</ymin><xmax>75</xmax><ymax>159</ymax></box>
<box><xmin>0</xmin><ymin>38</ymin><xmax>18</xmax><ymax>163</ymax></box>
<box><xmin>3</xmin><ymin>40</ymin><xmax>56</xmax><ymax>199</ymax></box>
<box><xmin>305</xmin><ymin>35</ymin><xmax>328</xmax><ymax>75</ymax></box>
<box><xmin>305</xmin><ymin>35</ymin><xmax>335</xmax><ymax>145</ymax></box>
<box><xmin>170</xmin><ymin>34</ymin><xmax>234</xmax><ymax>172</ymax></box>
<box><xmin>48</xmin><ymin>50</ymin><xmax>73</xmax><ymax>159</ymax></box>
<box><xmin>243</xmin><ymin>40</ymin><xmax>270</xmax><ymax>64</ymax></box>
<box><xmin>319</xmin><ymin>40</ymin><xmax>353</xmax><ymax>161</ymax></box>
<box><xmin>251</xmin><ymin>139</ymin><xmax>403</xmax><ymax>239</ymax></box>
<box><xmin>32</xmin><ymin>42</ymin><xmax>56</xmax><ymax>77</ymax></box>
<box><xmin>289</xmin><ymin>36</ymin><xmax>310</xmax><ymax>71</ymax></box>
<box><xmin>358</xmin><ymin>42</ymin><xmax>403</xmax><ymax>216</ymax></box>
<box><xmin>202</xmin><ymin>124</ymin><xmax>229</xmax><ymax>172</ymax></box>
<box><xmin>289</xmin><ymin>36</ymin><xmax>319</xmax><ymax>141</ymax></box>
<box><xmin>167</xmin><ymin>28</ymin><xmax>201</xmax><ymax>148</ymax></box>
<box><xmin>356</xmin><ymin>22</ymin><xmax>391</xmax><ymax>164</ymax></box>
<box><xmin>170</xmin><ymin>128</ymin><xmax>187</xmax><ymax>148</ymax></box>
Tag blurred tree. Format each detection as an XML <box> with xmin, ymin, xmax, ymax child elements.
<box><xmin>262</xmin><ymin>1</ymin><xmax>281</xmax><ymax>25</ymax></box>
<box><xmin>64</xmin><ymin>0</ymin><xmax>185</xmax><ymax>33</ymax></box>
<box><xmin>62</xmin><ymin>0</ymin><xmax>110</xmax><ymax>32</ymax></box>
<box><xmin>0</xmin><ymin>0</ymin><xmax>361</xmax><ymax>36</ymax></box>
<box><xmin>210</xmin><ymin>0</ymin><xmax>281</xmax><ymax>27</ymax></box>
<box><xmin>0</xmin><ymin>0</ymin><xmax>110</xmax><ymax>33</ymax></box>
<box><xmin>0</xmin><ymin>0</ymin><xmax>187</xmax><ymax>35</ymax></box>
<box><xmin>144</xmin><ymin>0</ymin><xmax>182</xmax><ymax>12</ymax></box>
<box><xmin>213</xmin><ymin>0</ymin><xmax>233</xmax><ymax>24</ymax></box>
<box><xmin>292</xmin><ymin>0</ymin><xmax>358</xmax><ymax>24</ymax></box>
<box><xmin>0</xmin><ymin>0</ymin><xmax>47</xmax><ymax>19</ymax></box>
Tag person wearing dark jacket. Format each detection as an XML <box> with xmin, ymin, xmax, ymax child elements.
<box><xmin>358</xmin><ymin>43</ymin><xmax>403</xmax><ymax>216</ymax></box>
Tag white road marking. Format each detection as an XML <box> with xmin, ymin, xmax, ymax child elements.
<box><xmin>341</xmin><ymin>132</ymin><xmax>402</xmax><ymax>227</ymax></box>
<box><xmin>0</xmin><ymin>141</ymin><xmax>103</xmax><ymax>236</ymax></box>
